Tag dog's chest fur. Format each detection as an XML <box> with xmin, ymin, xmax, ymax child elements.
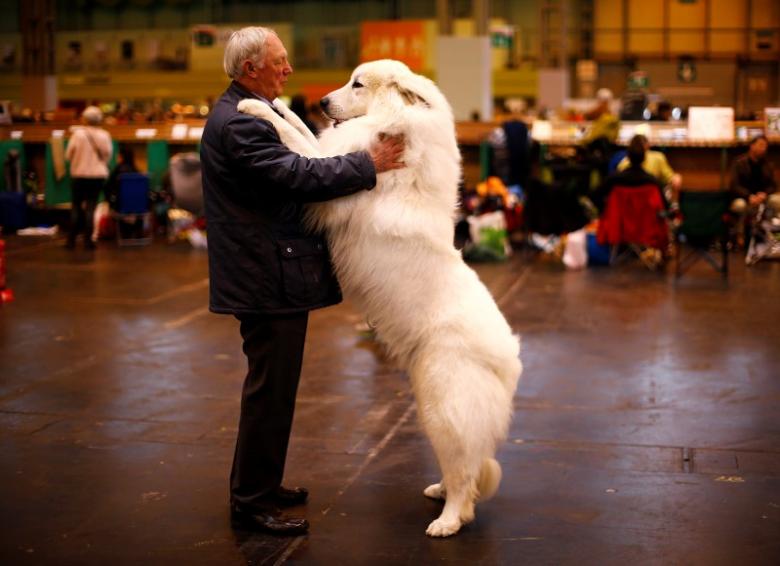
<box><xmin>238</xmin><ymin>97</ymin><xmax>463</xmax><ymax>358</ymax></box>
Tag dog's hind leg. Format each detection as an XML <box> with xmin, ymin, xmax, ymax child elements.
<box><xmin>413</xmin><ymin>355</ymin><xmax>512</xmax><ymax>537</ymax></box>
<box><xmin>424</xmin><ymin>439</ymin><xmax>478</xmax><ymax>537</ymax></box>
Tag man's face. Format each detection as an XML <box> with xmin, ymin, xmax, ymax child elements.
<box><xmin>750</xmin><ymin>139</ymin><xmax>768</xmax><ymax>160</ymax></box>
<box><xmin>255</xmin><ymin>34</ymin><xmax>292</xmax><ymax>100</ymax></box>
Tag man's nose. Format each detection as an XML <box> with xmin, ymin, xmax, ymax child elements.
<box><xmin>320</xmin><ymin>97</ymin><xmax>330</xmax><ymax>109</ymax></box>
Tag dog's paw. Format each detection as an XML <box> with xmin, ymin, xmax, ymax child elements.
<box><xmin>237</xmin><ymin>99</ymin><xmax>270</xmax><ymax>118</ymax></box>
<box><xmin>425</xmin><ymin>517</ymin><xmax>462</xmax><ymax>537</ymax></box>
<box><xmin>423</xmin><ymin>483</ymin><xmax>446</xmax><ymax>500</ymax></box>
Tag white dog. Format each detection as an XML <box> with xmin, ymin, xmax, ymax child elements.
<box><xmin>238</xmin><ymin>60</ymin><xmax>521</xmax><ymax>537</ymax></box>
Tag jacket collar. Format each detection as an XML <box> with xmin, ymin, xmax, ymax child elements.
<box><xmin>229</xmin><ymin>80</ymin><xmax>259</xmax><ymax>100</ymax></box>
<box><xmin>228</xmin><ymin>81</ymin><xmax>279</xmax><ymax>114</ymax></box>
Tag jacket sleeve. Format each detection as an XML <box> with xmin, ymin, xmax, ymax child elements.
<box><xmin>729</xmin><ymin>159</ymin><xmax>750</xmax><ymax>200</ymax></box>
<box><xmin>222</xmin><ymin>113</ymin><xmax>376</xmax><ymax>203</ymax></box>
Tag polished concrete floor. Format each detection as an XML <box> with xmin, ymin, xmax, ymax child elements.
<box><xmin>1</xmin><ymin>235</ymin><xmax>779</xmax><ymax>565</ymax></box>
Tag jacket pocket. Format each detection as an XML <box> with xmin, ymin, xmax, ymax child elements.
<box><xmin>277</xmin><ymin>237</ymin><xmax>329</xmax><ymax>306</ymax></box>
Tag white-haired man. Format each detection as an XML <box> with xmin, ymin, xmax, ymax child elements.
<box><xmin>200</xmin><ymin>26</ymin><xmax>404</xmax><ymax>536</ymax></box>
<box><xmin>65</xmin><ymin>105</ymin><xmax>113</xmax><ymax>249</ymax></box>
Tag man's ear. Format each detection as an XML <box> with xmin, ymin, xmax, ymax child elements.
<box><xmin>243</xmin><ymin>59</ymin><xmax>257</xmax><ymax>77</ymax></box>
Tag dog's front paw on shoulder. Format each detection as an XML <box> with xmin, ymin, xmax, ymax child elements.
<box><xmin>237</xmin><ymin>99</ymin><xmax>268</xmax><ymax>117</ymax></box>
<box><xmin>425</xmin><ymin>517</ymin><xmax>462</xmax><ymax>537</ymax></box>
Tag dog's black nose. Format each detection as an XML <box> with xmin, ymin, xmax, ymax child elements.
<box><xmin>320</xmin><ymin>97</ymin><xmax>330</xmax><ymax>109</ymax></box>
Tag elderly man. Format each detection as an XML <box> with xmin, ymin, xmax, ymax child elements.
<box><xmin>729</xmin><ymin>135</ymin><xmax>778</xmax><ymax>247</ymax></box>
<box><xmin>200</xmin><ymin>26</ymin><xmax>404</xmax><ymax>535</ymax></box>
<box><xmin>730</xmin><ymin>135</ymin><xmax>777</xmax><ymax>210</ymax></box>
<box><xmin>65</xmin><ymin>105</ymin><xmax>113</xmax><ymax>249</ymax></box>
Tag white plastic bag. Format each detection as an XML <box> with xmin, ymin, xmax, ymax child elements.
<box><xmin>562</xmin><ymin>228</ymin><xmax>587</xmax><ymax>270</ymax></box>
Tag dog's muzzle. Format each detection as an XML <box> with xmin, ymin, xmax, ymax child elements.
<box><xmin>319</xmin><ymin>96</ymin><xmax>355</xmax><ymax>127</ymax></box>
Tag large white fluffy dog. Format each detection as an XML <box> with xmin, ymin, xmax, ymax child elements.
<box><xmin>238</xmin><ymin>60</ymin><xmax>521</xmax><ymax>537</ymax></box>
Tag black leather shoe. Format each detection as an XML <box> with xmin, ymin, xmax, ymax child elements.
<box><xmin>273</xmin><ymin>486</ymin><xmax>308</xmax><ymax>507</ymax></box>
<box><xmin>230</xmin><ymin>504</ymin><xmax>309</xmax><ymax>536</ymax></box>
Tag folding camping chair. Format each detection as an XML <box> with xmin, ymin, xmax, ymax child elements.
<box><xmin>115</xmin><ymin>172</ymin><xmax>152</xmax><ymax>246</ymax></box>
<box><xmin>674</xmin><ymin>190</ymin><xmax>731</xmax><ymax>279</ymax></box>
<box><xmin>596</xmin><ymin>184</ymin><xmax>669</xmax><ymax>270</ymax></box>
<box><xmin>745</xmin><ymin>200</ymin><xmax>780</xmax><ymax>266</ymax></box>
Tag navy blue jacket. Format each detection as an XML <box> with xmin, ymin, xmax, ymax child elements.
<box><xmin>201</xmin><ymin>81</ymin><xmax>376</xmax><ymax>315</ymax></box>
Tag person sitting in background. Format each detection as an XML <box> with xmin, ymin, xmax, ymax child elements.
<box><xmin>104</xmin><ymin>145</ymin><xmax>145</xmax><ymax>239</ymax></box>
<box><xmin>104</xmin><ymin>145</ymin><xmax>138</xmax><ymax>211</ymax></box>
<box><xmin>594</xmin><ymin>134</ymin><xmax>667</xmax><ymax>213</ymax></box>
<box><xmin>728</xmin><ymin>135</ymin><xmax>777</xmax><ymax>245</ymax></box>
<box><xmin>584</xmin><ymin>88</ymin><xmax>620</xmax><ymax>145</ymax></box>
<box><xmin>582</xmin><ymin>88</ymin><xmax>620</xmax><ymax>183</ymax></box>
<box><xmin>617</xmin><ymin>134</ymin><xmax>682</xmax><ymax>203</ymax></box>
<box><xmin>595</xmin><ymin>136</ymin><xmax>669</xmax><ymax>266</ymax></box>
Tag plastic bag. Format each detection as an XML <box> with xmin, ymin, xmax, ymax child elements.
<box><xmin>562</xmin><ymin>228</ymin><xmax>587</xmax><ymax>270</ymax></box>
<box><xmin>463</xmin><ymin>211</ymin><xmax>511</xmax><ymax>262</ymax></box>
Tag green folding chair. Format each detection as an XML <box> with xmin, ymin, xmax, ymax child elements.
<box><xmin>674</xmin><ymin>191</ymin><xmax>731</xmax><ymax>279</ymax></box>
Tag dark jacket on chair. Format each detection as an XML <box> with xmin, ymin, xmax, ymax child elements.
<box><xmin>200</xmin><ymin>81</ymin><xmax>377</xmax><ymax>315</ymax></box>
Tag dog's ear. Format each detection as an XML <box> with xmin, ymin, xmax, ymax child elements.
<box><xmin>389</xmin><ymin>81</ymin><xmax>430</xmax><ymax>108</ymax></box>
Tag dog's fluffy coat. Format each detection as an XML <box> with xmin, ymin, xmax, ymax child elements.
<box><xmin>238</xmin><ymin>60</ymin><xmax>521</xmax><ymax>537</ymax></box>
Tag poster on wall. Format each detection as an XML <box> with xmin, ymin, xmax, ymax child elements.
<box><xmin>765</xmin><ymin>108</ymin><xmax>780</xmax><ymax>138</ymax></box>
<box><xmin>360</xmin><ymin>21</ymin><xmax>426</xmax><ymax>71</ymax></box>
<box><xmin>687</xmin><ymin>107</ymin><xmax>734</xmax><ymax>141</ymax></box>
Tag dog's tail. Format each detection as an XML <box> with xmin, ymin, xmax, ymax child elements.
<box><xmin>476</xmin><ymin>458</ymin><xmax>502</xmax><ymax>501</ymax></box>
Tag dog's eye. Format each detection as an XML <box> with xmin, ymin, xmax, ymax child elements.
<box><xmin>352</xmin><ymin>81</ymin><xmax>364</xmax><ymax>89</ymax></box>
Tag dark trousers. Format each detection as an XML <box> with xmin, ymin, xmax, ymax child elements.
<box><xmin>230</xmin><ymin>311</ymin><xmax>309</xmax><ymax>510</ymax></box>
<box><xmin>68</xmin><ymin>177</ymin><xmax>104</xmax><ymax>245</ymax></box>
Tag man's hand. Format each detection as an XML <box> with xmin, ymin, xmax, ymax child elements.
<box><xmin>749</xmin><ymin>192</ymin><xmax>767</xmax><ymax>206</ymax></box>
<box><xmin>368</xmin><ymin>134</ymin><xmax>405</xmax><ymax>174</ymax></box>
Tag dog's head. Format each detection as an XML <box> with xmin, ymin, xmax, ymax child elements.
<box><xmin>320</xmin><ymin>59</ymin><xmax>434</xmax><ymax>126</ymax></box>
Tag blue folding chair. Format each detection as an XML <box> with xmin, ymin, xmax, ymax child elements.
<box><xmin>115</xmin><ymin>172</ymin><xmax>152</xmax><ymax>246</ymax></box>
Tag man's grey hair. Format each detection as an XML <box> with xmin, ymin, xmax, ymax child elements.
<box><xmin>223</xmin><ymin>26</ymin><xmax>278</xmax><ymax>79</ymax></box>
<box><xmin>82</xmin><ymin>105</ymin><xmax>103</xmax><ymax>125</ymax></box>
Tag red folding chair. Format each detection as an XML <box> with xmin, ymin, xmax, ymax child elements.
<box><xmin>597</xmin><ymin>184</ymin><xmax>669</xmax><ymax>270</ymax></box>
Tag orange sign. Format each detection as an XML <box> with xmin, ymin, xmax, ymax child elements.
<box><xmin>360</xmin><ymin>21</ymin><xmax>426</xmax><ymax>71</ymax></box>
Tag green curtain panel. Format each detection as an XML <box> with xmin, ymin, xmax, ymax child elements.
<box><xmin>146</xmin><ymin>140</ymin><xmax>169</xmax><ymax>191</ymax></box>
<box><xmin>0</xmin><ymin>140</ymin><xmax>27</xmax><ymax>192</ymax></box>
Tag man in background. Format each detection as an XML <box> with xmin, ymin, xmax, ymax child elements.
<box><xmin>65</xmin><ymin>106</ymin><xmax>113</xmax><ymax>249</ymax></box>
<box><xmin>729</xmin><ymin>135</ymin><xmax>778</xmax><ymax>246</ymax></box>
